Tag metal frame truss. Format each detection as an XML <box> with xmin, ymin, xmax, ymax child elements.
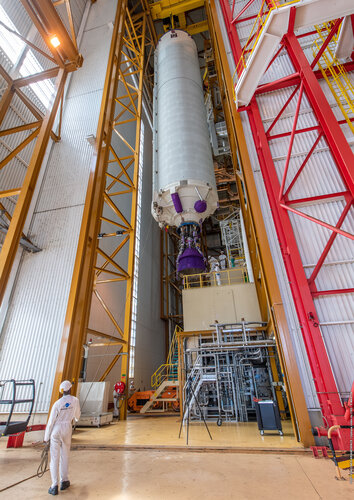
<box><xmin>219</xmin><ymin>0</ymin><xmax>354</xmax><ymax>449</ymax></box>
<box><xmin>0</xmin><ymin>0</ymin><xmax>82</xmax><ymax>304</ymax></box>
<box><xmin>51</xmin><ymin>1</ymin><xmax>155</xmax><ymax>419</ymax></box>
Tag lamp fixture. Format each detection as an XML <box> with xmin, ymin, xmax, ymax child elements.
<box><xmin>50</xmin><ymin>35</ymin><xmax>60</xmax><ymax>48</ymax></box>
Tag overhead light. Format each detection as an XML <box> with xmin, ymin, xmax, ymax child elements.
<box><xmin>50</xmin><ymin>35</ymin><xmax>60</xmax><ymax>48</ymax></box>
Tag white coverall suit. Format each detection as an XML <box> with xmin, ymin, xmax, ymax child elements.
<box><xmin>44</xmin><ymin>395</ymin><xmax>81</xmax><ymax>488</ymax></box>
<box><xmin>209</xmin><ymin>257</ymin><xmax>221</xmax><ymax>286</ymax></box>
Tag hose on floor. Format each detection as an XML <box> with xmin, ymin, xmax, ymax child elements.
<box><xmin>0</xmin><ymin>441</ymin><xmax>50</xmax><ymax>493</ymax></box>
<box><xmin>37</xmin><ymin>441</ymin><xmax>50</xmax><ymax>478</ymax></box>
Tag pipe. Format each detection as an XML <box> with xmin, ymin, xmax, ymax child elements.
<box><xmin>328</xmin><ymin>425</ymin><xmax>343</xmax><ymax>480</ymax></box>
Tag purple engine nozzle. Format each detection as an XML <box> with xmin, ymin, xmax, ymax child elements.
<box><xmin>177</xmin><ymin>247</ymin><xmax>206</xmax><ymax>274</ymax></box>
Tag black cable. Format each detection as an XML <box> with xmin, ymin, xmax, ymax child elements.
<box><xmin>37</xmin><ymin>441</ymin><xmax>50</xmax><ymax>478</ymax></box>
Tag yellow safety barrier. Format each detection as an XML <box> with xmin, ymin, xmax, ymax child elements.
<box><xmin>183</xmin><ymin>266</ymin><xmax>249</xmax><ymax>289</ymax></box>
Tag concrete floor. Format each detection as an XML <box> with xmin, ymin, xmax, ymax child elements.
<box><xmin>1</xmin><ymin>446</ymin><xmax>354</xmax><ymax>499</ymax></box>
<box><xmin>72</xmin><ymin>415</ymin><xmax>303</xmax><ymax>450</ymax></box>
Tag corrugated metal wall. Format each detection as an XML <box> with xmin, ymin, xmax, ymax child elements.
<box><xmin>0</xmin><ymin>0</ymin><xmax>115</xmax><ymax>412</ymax></box>
<box><xmin>220</xmin><ymin>1</ymin><xmax>354</xmax><ymax>413</ymax></box>
<box><xmin>0</xmin><ymin>0</ymin><xmax>166</xmax><ymax>411</ymax></box>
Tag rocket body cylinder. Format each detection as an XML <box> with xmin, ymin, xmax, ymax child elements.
<box><xmin>152</xmin><ymin>30</ymin><xmax>218</xmax><ymax>229</ymax></box>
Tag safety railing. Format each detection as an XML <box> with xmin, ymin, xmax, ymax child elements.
<box><xmin>232</xmin><ymin>0</ymin><xmax>301</xmax><ymax>90</ymax></box>
<box><xmin>151</xmin><ymin>325</ymin><xmax>181</xmax><ymax>389</ymax></box>
<box><xmin>151</xmin><ymin>363</ymin><xmax>178</xmax><ymax>389</ymax></box>
<box><xmin>183</xmin><ymin>266</ymin><xmax>249</xmax><ymax>289</ymax></box>
<box><xmin>312</xmin><ymin>22</ymin><xmax>354</xmax><ymax>135</ymax></box>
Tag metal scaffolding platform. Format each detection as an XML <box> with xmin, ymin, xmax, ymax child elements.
<box><xmin>181</xmin><ymin>322</ymin><xmax>281</xmax><ymax>425</ymax></box>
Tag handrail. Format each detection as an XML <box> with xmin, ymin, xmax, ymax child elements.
<box><xmin>312</xmin><ymin>22</ymin><xmax>354</xmax><ymax>135</ymax></box>
<box><xmin>232</xmin><ymin>0</ymin><xmax>301</xmax><ymax>93</ymax></box>
<box><xmin>183</xmin><ymin>266</ymin><xmax>248</xmax><ymax>289</ymax></box>
<box><xmin>151</xmin><ymin>363</ymin><xmax>178</xmax><ymax>389</ymax></box>
<box><xmin>151</xmin><ymin>325</ymin><xmax>181</xmax><ymax>388</ymax></box>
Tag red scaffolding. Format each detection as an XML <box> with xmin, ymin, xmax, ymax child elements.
<box><xmin>219</xmin><ymin>0</ymin><xmax>354</xmax><ymax>450</ymax></box>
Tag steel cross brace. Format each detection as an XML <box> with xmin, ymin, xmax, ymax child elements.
<box><xmin>283</xmin><ymin>16</ymin><xmax>354</xmax><ymax>197</ymax></box>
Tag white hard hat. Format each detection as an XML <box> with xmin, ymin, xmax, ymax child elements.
<box><xmin>60</xmin><ymin>380</ymin><xmax>72</xmax><ymax>392</ymax></box>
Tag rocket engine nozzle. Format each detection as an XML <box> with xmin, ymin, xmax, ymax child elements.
<box><xmin>176</xmin><ymin>222</ymin><xmax>206</xmax><ymax>276</ymax></box>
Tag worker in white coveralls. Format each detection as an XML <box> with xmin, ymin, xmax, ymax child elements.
<box><xmin>44</xmin><ymin>380</ymin><xmax>81</xmax><ymax>496</ymax></box>
<box><xmin>219</xmin><ymin>250</ymin><xmax>227</xmax><ymax>270</ymax></box>
<box><xmin>208</xmin><ymin>256</ymin><xmax>221</xmax><ymax>286</ymax></box>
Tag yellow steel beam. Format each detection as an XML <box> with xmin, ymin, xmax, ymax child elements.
<box><xmin>207</xmin><ymin>0</ymin><xmax>314</xmax><ymax>447</ymax></box>
<box><xmin>87</xmin><ymin>328</ymin><xmax>127</xmax><ymax>343</ymax></box>
<box><xmin>99</xmin><ymin>348</ymin><xmax>123</xmax><ymax>382</ymax></box>
<box><xmin>0</xmin><ymin>86</ymin><xmax>15</xmax><ymax>126</ymax></box>
<box><xmin>0</xmin><ymin>69</ymin><xmax>67</xmax><ymax>306</ymax></box>
<box><xmin>0</xmin><ymin>128</ymin><xmax>40</xmax><ymax>171</ymax></box>
<box><xmin>0</xmin><ymin>189</ymin><xmax>21</xmax><ymax>199</ymax></box>
<box><xmin>185</xmin><ymin>20</ymin><xmax>208</xmax><ymax>35</ymax></box>
<box><xmin>150</xmin><ymin>0</ymin><xmax>204</xmax><ymax>20</ymax></box>
<box><xmin>0</xmin><ymin>0</ymin><xmax>82</xmax><ymax>307</ymax></box>
<box><xmin>14</xmin><ymin>68</ymin><xmax>60</xmax><ymax>88</ymax></box>
<box><xmin>50</xmin><ymin>2</ymin><xmax>156</xmax><ymax>417</ymax></box>
<box><xmin>0</xmin><ymin>121</ymin><xmax>42</xmax><ymax>137</ymax></box>
<box><xmin>50</xmin><ymin>1</ymin><xmax>129</xmax><ymax>408</ymax></box>
<box><xmin>119</xmin><ymin>10</ymin><xmax>147</xmax><ymax>419</ymax></box>
<box><xmin>20</xmin><ymin>0</ymin><xmax>82</xmax><ymax>68</ymax></box>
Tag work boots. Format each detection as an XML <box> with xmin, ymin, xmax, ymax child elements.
<box><xmin>60</xmin><ymin>480</ymin><xmax>70</xmax><ymax>491</ymax></box>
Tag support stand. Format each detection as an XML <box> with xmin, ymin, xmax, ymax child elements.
<box><xmin>179</xmin><ymin>371</ymin><xmax>212</xmax><ymax>445</ymax></box>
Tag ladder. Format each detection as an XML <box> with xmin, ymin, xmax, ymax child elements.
<box><xmin>312</xmin><ymin>21</ymin><xmax>354</xmax><ymax>135</ymax></box>
<box><xmin>182</xmin><ymin>355</ymin><xmax>218</xmax><ymax>424</ymax></box>
<box><xmin>219</xmin><ymin>208</ymin><xmax>245</xmax><ymax>266</ymax></box>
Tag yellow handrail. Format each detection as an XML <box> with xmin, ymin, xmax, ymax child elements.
<box><xmin>183</xmin><ymin>266</ymin><xmax>249</xmax><ymax>289</ymax></box>
<box><xmin>232</xmin><ymin>0</ymin><xmax>301</xmax><ymax>97</ymax></box>
<box><xmin>151</xmin><ymin>325</ymin><xmax>181</xmax><ymax>389</ymax></box>
<box><xmin>312</xmin><ymin>22</ymin><xmax>354</xmax><ymax>135</ymax></box>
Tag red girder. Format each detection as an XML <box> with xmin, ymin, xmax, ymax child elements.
<box><xmin>231</xmin><ymin>0</ymin><xmax>256</xmax><ymax>24</ymax></box>
<box><xmin>279</xmin><ymin>203</ymin><xmax>354</xmax><ymax>241</ymax></box>
<box><xmin>284</xmin><ymin>32</ymin><xmax>354</xmax><ymax>197</ymax></box>
<box><xmin>312</xmin><ymin>288</ymin><xmax>354</xmax><ymax>297</ymax></box>
<box><xmin>288</xmin><ymin>192</ymin><xmax>348</xmax><ymax>205</ymax></box>
<box><xmin>279</xmin><ymin>82</ymin><xmax>304</xmax><ymax>201</ymax></box>
<box><xmin>308</xmin><ymin>200</ymin><xmax>353</xmax><ymax>288</ymax></box>
<box><xmin>219</xmin><ymin>0</ymin><xmax>354</xmax><ymax>450</ymax></box>
<box><xmin>283</xmin><ymin>133</ymin><xmax>323</xmax><ymax>199</ymax></box>
<box><xmin>247</xmin><ymin>100</ymin><xmax>343</xmax><ymax>419</ymax></box>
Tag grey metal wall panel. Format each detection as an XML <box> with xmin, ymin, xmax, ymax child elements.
<box><xmin>35</xmin><ymin>91</ymin><xmax>101</xmax><ymax>213</ymax></box>
<box><xmin>0</xmin><ymin>205</ymin><xmax>84</xmax><ymax>412</ymax></box>
<box><xmin>1</xmin><ymin>0</ymin><xmax>33</xmax><ymax>38</ymax></box>
<box><xmin>134</xmin><ymin>114</ymin><xmax>165</xmax><ymax>390</ymax></box>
